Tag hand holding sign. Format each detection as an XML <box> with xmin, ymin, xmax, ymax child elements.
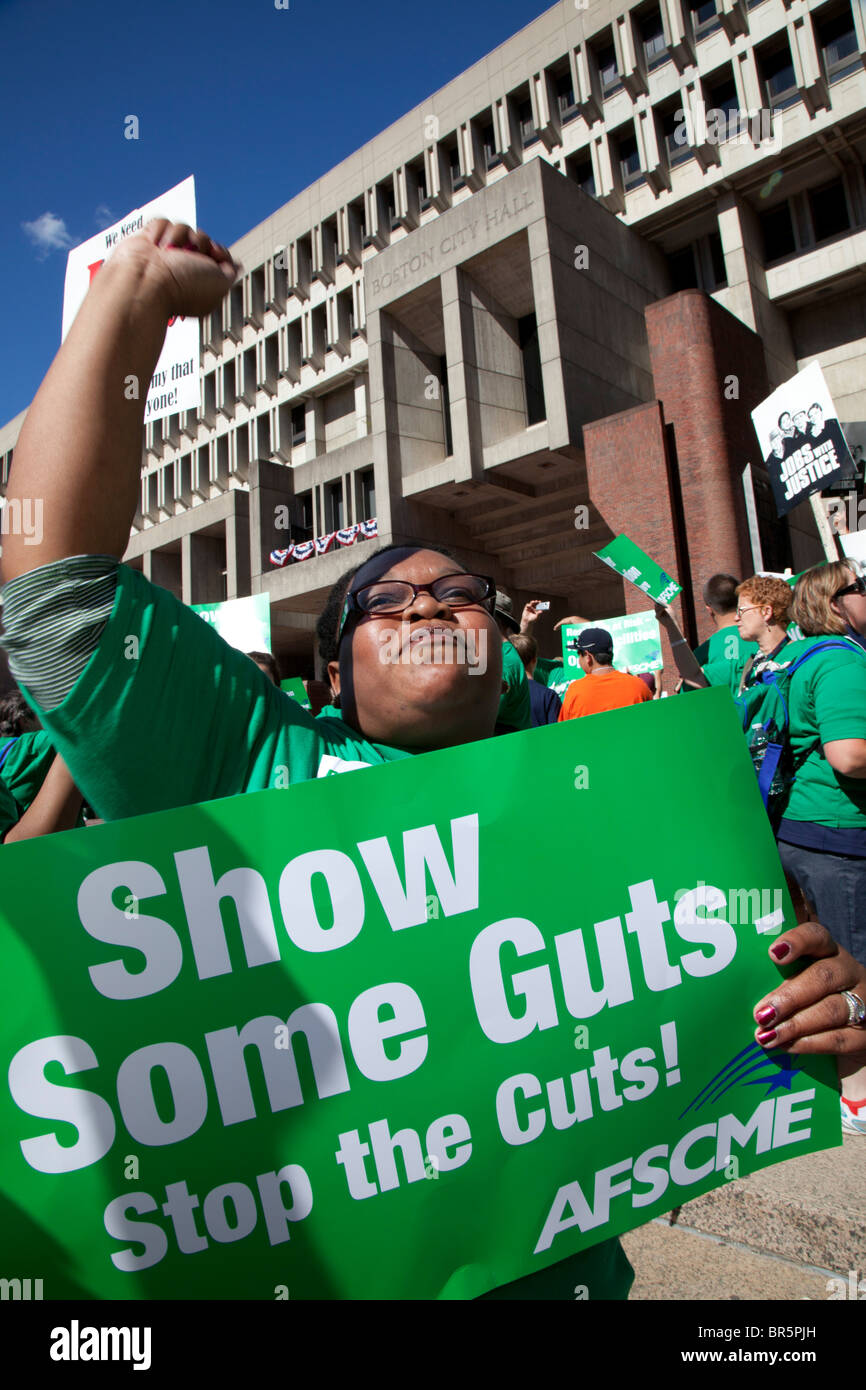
<box><xmin>118</xmin><ymin>219</ymin><xmax>240</xmax><ymax>320</ymax></box>
<box><xmin>754</xmin><ymin>921</ymin><xmax>866</xmax><ymax>1057</ymax></box>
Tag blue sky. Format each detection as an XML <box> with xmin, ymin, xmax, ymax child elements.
<box><xmin>0</xmin><ymin>0</ymin><xmax>550</xmax><ymax>423</ymax></box>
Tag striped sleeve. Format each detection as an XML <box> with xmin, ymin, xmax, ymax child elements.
<box><xmin>0</xmin><ymin>556</ymin><xmax>119</xmax><ymax>711</ymax></box>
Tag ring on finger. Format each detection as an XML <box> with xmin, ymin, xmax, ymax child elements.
<box><xmin>841</xmin><ymin>990</ymin><xmax>866</xmax><ymax>1027</ymax></box>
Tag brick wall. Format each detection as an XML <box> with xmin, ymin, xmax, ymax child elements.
<box><xmin>646</xmin><ymin>291</ymin><xmax>769</xmax><ymax>645</ymax></box>
<box><xmin>584</xmin><ymin>399</ymin><xmax>688</xmax><ymax>685</ymax></box>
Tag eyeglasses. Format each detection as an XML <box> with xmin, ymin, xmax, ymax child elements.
<box><xmin>736</xmin><ymin>605</ymin><xmax>762</xmax><ymax>618</ymax></box>
<box><xmin>338</xmin><ymin>572</ymin><xmax>496</xmax><ymax>641</ymax></box>
<box><xmin>833</xmin><ymin>577</ymin><xmax>866</xmax><ymax>601</ymax></box>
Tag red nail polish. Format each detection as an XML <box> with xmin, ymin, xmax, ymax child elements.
<box><xmin>757</xmin><ymin>1029</ymin><xmax>777</xmax><ymax>1045</ymax></box>
<box><xmin>770</xmin><ymin>942</ymin><xmax>791</xmax><ymax>961</ymax></box>
<box><xmin>756</xmin><ymin>1006</ymin><xmax>776</xmax><ymax>1024</ymax></box>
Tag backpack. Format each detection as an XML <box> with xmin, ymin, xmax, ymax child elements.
<box><xmin>734</xmin><ymin>640</ymin><xmax>864</xmax><ymax>828</ymax></box>
<box><xmin>0</xmin><ymin>738</ymin><xmax>19</xmax><ymax>773</ymax></box>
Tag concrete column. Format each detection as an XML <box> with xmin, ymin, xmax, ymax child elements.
<box><xmin>440</xmin><ymin>267</ymin><xmax>473</xmax><ymax>483</ymax></box>
<box><xmin>714</xmin><ymin>192</ymin><xmax>797</xmax><ymax>386</ymax></box>
<box><xmin>226</xmin><ymin>501</ymin><xmax>251</xmax><ymax>600</ymax></box>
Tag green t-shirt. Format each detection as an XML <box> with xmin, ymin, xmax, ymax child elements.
<box><xmin>13</xmin><ymin>563</ymin><xmax>631</xmax><ymax>1301</ymax></box>
<box><xmin>778</xmin><ymin>637</ymin><xmax>866</xmax><ymax>829</ymax></box>
<box><xmin>697</xmin><ymin>628</ymin><xmax>758</xmax><ymax>694</ymax></box>
<box><xmin>499</xmin><ymin>639</ymin><xmax>531</xmax><ymax>731</ymax></box>
<box><xmin>534</xmin><ymin>658</ymin><xmax>579</xmax><ymax>701</ymax></box>
<box><xmin>0</xmin><ymin>731</ymin><xmax>57</xmax><ymax>816</ymax></box>
<box><xmin>0</xmin><ymin>773</ymin><xmax>20</xmax><ymax>839</ymax></box>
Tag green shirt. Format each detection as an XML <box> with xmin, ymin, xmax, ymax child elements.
<box><xmin>0</xmin><ymin>731</ymin><xmax>56</xmax><ymax>817</ymax></box>
<box><xmin>0</xmin><ymin>773</ymin><xmax>20</xmax><ymax>840</ymax></box>
<box><xmin>698</xmin><ymin>628</ymin><xmax>758</xmax><ymax>694</ymax></box>
<box><xmin>2</xmin><ymin>559</ymin><xmax>631</xmax><ymax>1301</ymax></box>
<box><xmin>499</xmin><ymin>639</ymin><xmax>531</xmax><ymax>731</ymax></box>
<box><xmin>779</xmin><ymin>636</ymin><xmax>866</xmax><ymax>830</ymax></box>
<box><xmin>534</xmin><ymin>658</ymin><xmax>579</xmax><ymax>701</ymax></box>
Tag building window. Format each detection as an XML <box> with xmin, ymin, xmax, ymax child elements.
<box><xmin>808</xmin><ymin>178</ymin><xmax>852</xmax><ymax>243</ymax></box>
<box><xmin>595</xmin><ymin>41</ymin><xmax>621</xmax><ymax>97</ymax></box>
<box><xmin>639</xmin><ymin>9</ymin><xmax>669</xmax><ymax>69</ymax></box>
<box><xmin>291</xmin><ymin>404</ymin><xmax>306</xmax><ymax>446</ymax></box>
<box><xmin>555</xmin><ymin>69</ymin><xmax>578</xmax><ymax>122</ymax></box>
<box><xmin>519</xmin><ymin>315</ymin><xmax>546</xmax><ymax>426</ymax></box>
<box><xmin>659</xmin><ymin>106</ymin><xmax>692</xmax><ymax>166</ymax></box>
<box><xmin>704</xmin><ymin>70</ymin><xmax>740</xmax><ymax>137</ymax></box>
<box><xmin>296</xmin><ymin>490</ymin><xmax>313</xmax><ymax>539</ymax></box>
<box><xmin>325</xmin><ymin>482</ymin><xmax>345</xmax><ymax>533</ymax></box>
<box><xmin>758</xmin><ymin>43</ymin><xmax>800</xmax><ymax>111</ymax></box>
<box><xmin>415</xmin><ymin>161</ymin><xmax>430</xmax><ymax>210</ymax></box>
<box><xmin>439</xmin><ymin>355</ymin><xmax>454</xmax><ymax>456</ymax></box>
<box><xmin>708</xmin><ymin>230</ymin><xmax>727</xmax><ymax>287</ymax></box>
<box><xmin>759</xmin><ymin>202</ymin><xmax>797</xmax><ymax>262</ymax></box>
<box><xmin>616</xmin><ymin>129</ymin><xmax>644</xmax><ymax>190</ymax></box>
<box><xmin>691</xmin><ymin>0</ymin><xmax>721</xmax><ymax>36</ymax></box>
<box><xmin>380</xmin><ymin>179</ymin><xmax>398</xmax><ymax>232</ymax></box>
<box><xmin>481</xmin><ymin>121</ymin><xmax>501</xmax><ymax>170</ymax></box>
<box><xmin>359</xmin><ymin>468</ymin><xmax>376</xmax><ymax>520</ymax></box>
<box><xmin>815</xmin><ymin>5</ymin><xmax>861</xmax><ymax>83</ymax></box>
<box><xmin>448</xmin><ymin>144</ymin><xmax>465</xmax><ymax>193</ymax></box>
<box><xmin>667</xmin><ymin>246</ymin><xmax>700</xmax><ymax>290</ymax></box>
<box><xmin>517</xmin><ymin>96</ymin><xmax>538</xmax><ymax>148</ymax></box>
<box><xmin>566</xmin><ymin>153</ymin><xmax>596</xmax><ymax>196</ymax></box>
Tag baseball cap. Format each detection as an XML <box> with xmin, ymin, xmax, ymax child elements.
<box><xmin>494</xmin><ymin>590</ymin><xmax>520</xmax><ymax>633</ymax></box>
<box><xmin>576</xmin><ymin>626</ymin><xmax>614</xmax><ymax>655</ymax></box>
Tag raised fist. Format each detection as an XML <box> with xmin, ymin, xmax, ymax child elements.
<box><xmin>115</xmin><ymin>219</ymin><xmax>240</xmax><ymax>319</ymax></box>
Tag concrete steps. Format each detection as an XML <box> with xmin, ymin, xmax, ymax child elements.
<box><xmin>621</xmin><ymin>1133</ymin><xmax>865</xmax><ymax>1300</ymax></box>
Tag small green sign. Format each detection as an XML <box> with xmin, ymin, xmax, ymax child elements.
<box><xmin>280</xmin><ymin>677</ymin><xmax>312</xmax><ymax>710</ymax></box>
<box><xmin>595</xmin><ymin>535</ymin><xmax>682</xmax><ymax>606</ymax></box>
<box><xmin>561</xmin><ymin>612</ymin><xmax>663</xmax><ymax>676</ymax></box>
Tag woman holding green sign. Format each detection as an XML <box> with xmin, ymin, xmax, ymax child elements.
<box><xmin>2</xmin><ymin>220</ymin><xmax>865</xmax><ymax>1296</ymax></box>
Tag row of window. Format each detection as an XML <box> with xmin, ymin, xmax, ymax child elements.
<box><xmin>138</xmin><ymin>448</ymin><xmax>375</xmax><ymax>542</ymax></box>
<box><xmin>214</xmin><ymin>0</ymin><xmax>858</xmax><ymax>337</ymax></box>
<box><xmin>573</xmin><ymin>4</ymin><xmax>859</xmax><ymax>199</ymax></box>
<box><xmin>593</xmin><ymin>0</ymin><xmax>859</xmax><ymax>96</ymax></box>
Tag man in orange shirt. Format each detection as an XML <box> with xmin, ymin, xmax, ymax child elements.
<box><xmin>559</xmin><ymin>627</ymin><xmax>652</xmax><ymax>720</ymax></box>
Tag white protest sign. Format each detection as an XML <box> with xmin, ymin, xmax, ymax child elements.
<box><xmin>61</xmin><ymin>176</ymin><xmax>199</xmax><ymax>426</ymax></box>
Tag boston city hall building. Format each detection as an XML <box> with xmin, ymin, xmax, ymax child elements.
<box><xmin>2</xmin><ymin>0</ymin><xmax>865</xmax><ymax>674</ymax></box>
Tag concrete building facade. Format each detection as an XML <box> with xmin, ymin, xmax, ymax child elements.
<box><xmin>2</xmin><ymin>0</ymin><xmax>865</xmax><ymax>671</ymax></box>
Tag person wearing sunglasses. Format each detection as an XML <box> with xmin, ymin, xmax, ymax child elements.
<box><xmin>2</xmin><ymin>220</ymin><xmax>865</xmax><ymax>1286</ymax></box>
<box><xmin>773</xmin><ymin>561</ymin><xmax>866</xmax><ymax>1134</ymax></box>
<box><xmin>829</xmin><ymin>563</ymin><xmax>866</xmax><ymax>653</ymax></box>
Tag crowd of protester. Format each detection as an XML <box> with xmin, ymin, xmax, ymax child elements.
<box><xmin>0</xmin><ymin>219</ymin><xmax>864</xmax><ymax>1298</ymax></box>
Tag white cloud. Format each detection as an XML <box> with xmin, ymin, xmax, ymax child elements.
<box><xmin>22</xmin><ymin>212</ymin><xmax>73</xmax><ymax>258</ymax></box>
<box><xmin>94</xmin><ymin>203</ymin><xmax>116</xmax><ymax>230</ymax></box>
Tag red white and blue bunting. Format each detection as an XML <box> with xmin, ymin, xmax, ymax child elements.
<box><xmin>270</xmin><ymin>517</ymin><xmax>378</xmax><ymax>568</ymax></box>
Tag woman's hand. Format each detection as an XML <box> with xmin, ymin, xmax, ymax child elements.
<box><xmin>115</xmin><ymin>219</ymin><xmax>240</xmax><ymax>320</ymax></box>
<box><xmin>753</xmin><ymin>921</ymin><xmax>866</xmax><ymax>1056</ymax></box>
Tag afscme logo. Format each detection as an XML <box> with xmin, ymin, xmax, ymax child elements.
<box><xmin>49</xmin><ymin>1320</ymin><xmax>152</xmax><ymax>1371</ymax></box>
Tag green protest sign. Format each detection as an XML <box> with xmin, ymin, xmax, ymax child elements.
<box><xmin>191</xmin><ymin>594</ymin><xmax>271</xmax><ymax>654</ymax></box>
<box><xmin>281</xmin><ymin>677</ymin><xmax>312</xmax><ymax>710</ymax></box>
<box><xmin>595</xmin><ymin>535</ymin><xmax>682</xmax><ymax>606</ymax></box>
<box><xmin>561</xmin><ymin>613</ymin><xmax>663</xmax><ymax>676</ymax></box>
<box><xmin>0</xmin><ymin>691</ymin><xmax>838</xmax><ymax>1300</ymax></box>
